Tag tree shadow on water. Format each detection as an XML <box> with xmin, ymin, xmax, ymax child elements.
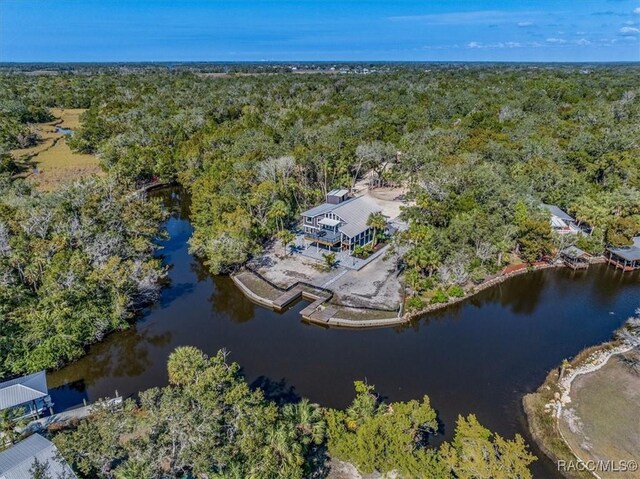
<box><xmin>250</xmin><ymin>376</ymin><xmax>301</xmax><ymax>405</ymax></box>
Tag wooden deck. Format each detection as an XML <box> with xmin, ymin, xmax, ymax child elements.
<box><xmin>606</xmin><ymin>256</ymin><xmax>639</xmax><ymax>272</ymax></box>
<box><xmin>272</xmin><ymin>286</ymin><xmax>331</xmax><ymax>312</ymax></box>
<box><xmin>307</xmin><ymin>305</ymin><xmax>338</xmax><ymax>323</ymax></box>
<box><xmin>273</xmin><ymin>288</ymin><xmax>304</xmax><ymax>311</ymax></box>
<box><xmin>563</xmin><ymin>259</ymin><xmax>589</xmax><ymax>270</ymax></box>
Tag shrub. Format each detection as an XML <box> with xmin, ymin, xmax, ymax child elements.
<box><xmin>470</xmin><ymin>269</ymin><xmax>486</xmax><ymax>284</ymax></box>
<box><xmin>407</xmin><ymin>295</ymin><xmax>427</xmax><ymax>311</ymax></box>
<box><xmin>448</xmin><ymin>285</ymin><xmax>465</xmax><ymax>298</ymax></box>
<box><xmin>322</xmin><ymin>252</ymin><xmax>337</xmax><ymax>269</ymax></box>
<box><xmin>421</xmin><ymin>276</ymin><xmax>435</xmax><ymax>291</ymax></box>
<box><xmin>430</xmin><ymin>289</ymin><xmax>449</xmax><ymax>304</ymax></box>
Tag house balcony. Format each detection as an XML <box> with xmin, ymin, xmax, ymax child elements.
<box><xmin>304</xmin><ymin>229</ymin><xmax>341</xmax><ymax>246</ymax></box>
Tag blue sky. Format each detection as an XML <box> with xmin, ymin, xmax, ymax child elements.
<box><xmin>1</xmin><ymin>0</ymin><xmax>639</xmax><ymax>62</ymax></box>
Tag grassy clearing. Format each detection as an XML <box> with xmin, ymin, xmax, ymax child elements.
<box><xmin>11</xmin><ymin>108</ymin><xmax>102</xmax><ymax>191</ymax></box>
<box><xmin>523</xmin><ymin>343</ymin><xmax>640</xmax><ymax>479</ymax></box>
<box><xmin>10</xmin><ymin>121</ymin><xmax>59</xmax><ymax>160</ymax></box>
<box><xmin>559</xmin><ymin>351</ymin><xmax>640</xmax><ymax>478</ymax></box>
<box><xmin>51</xmin><ymin>107</ymin><xmax>85</xmax><ymax>130</ymax></box>
<box><xmin>522</xmin><ymin>370</ymin><xmax>591</xmax><ymax>479</ymax></box>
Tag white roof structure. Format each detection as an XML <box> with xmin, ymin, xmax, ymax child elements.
<box><xmin>0</xmin><ymin>371</ymin><xmax>49</xmax><ymax>411</ymax></box>
<box><xmin>0</xmin><ymin>434</ymin><xmax>77</xmax><ymax>479</ymax></box>
<box><xmin>327</xmin><ymin>188</ymin><xmax>349</xmax><ymax>197</ymax></box>
<box><xmin>550</xmin><ymin>216</ymin><xmax>569</xmax><ymax>229</ymax></box>
<box><xmin>301</xmin><ymin>202</ymin><xmax>336</xmax><ymax>218</ymax></box>
<box><xmin>319</xmin><ymin>217</ymin><xmax>340</xmax><ymax>227</ymax></box>
<box><xmin>542</xmin><ymin>204</ymin><xmax>575</xmax><ymax>222</ymax></box>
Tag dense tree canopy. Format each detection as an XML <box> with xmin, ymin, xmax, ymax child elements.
<box><xmin>0</xmin><ymin>178</ymin><xmax>165</xmax><ymax>375</ymax></box>
<box><xmin>2</xmin><ymin>66</ymin><xmax>638</xmax><ymax>284</ymax></box>
<box><xmin>1</xmin><ymin>63</ymin><xmax>639</xmax><ymax>351</ymax></box>
<box><xmin>53</xmin><ymin>347</ymin><xmax>536</xmax><ymax>479</ymax></box>
<box><xmin>3</xmin><ymin>64</ymin><xmax>629</xmax><ymax>479</ymax></box>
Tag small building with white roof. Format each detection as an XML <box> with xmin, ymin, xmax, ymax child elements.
<box><xmin>542</xmin><ymin>204</ymin><xmax>581</xmax><ymax>235</ymax></box>
<box><xmin>0</xmin><ymin>433</ymin><xmax>77</xmax><ymax>479</ymax></box>
<box><xmin>0</xmin><ymin>371</ymin><xmax>52</xmax><ymax>420</ymax></box>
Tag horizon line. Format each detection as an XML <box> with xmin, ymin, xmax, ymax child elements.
<box><xmin>2</xmin><ymin>60</ymin><xmax>640</xmax><ymax>65</ymax></box>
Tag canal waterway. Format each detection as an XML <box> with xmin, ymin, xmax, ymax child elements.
<box><xmin>48</xmin><ymin>188</ymin><xmax>639</xmax><ymax>478</ymax></box>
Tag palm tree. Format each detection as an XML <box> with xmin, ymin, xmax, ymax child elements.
<box><xmin>405</xmin><ymin>245</ymin><xmax>439</xmax><ymax>276</ymax></box>
<box><xmin>278</xmin><ymin>230</ymin><xmax>296</xmax><ymax>256</ymax></box>
<box><xmin>283</xmin><ymin>399</ymin><xmax>326</xmax><ymax>447</ymax></box>
<box><xmin>266</xmin><ymin>423</ymin><xmax>304</xmax><ymax>474</ymax></box>
<box><xmin>268</xmin><ymin>200</ymin><xmax>289</xmax><ymax>232</ymax></box>
<box><xmin>0</xmin><ymin>408</ymin><xmax>26</xmax><ymax>448</ymax></box>
<box><xmin>366</xmin><ymin>212</ymin><xmax>387</xmax><ymax>247</ymax></box>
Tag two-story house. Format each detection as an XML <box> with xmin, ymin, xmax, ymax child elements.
<box><xmin>301</xmin><ymin>190</ymin><xmax>384</xmax><ymax>254</ymax></box>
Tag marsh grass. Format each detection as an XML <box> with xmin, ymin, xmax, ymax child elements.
<box><xmin>11</xmin><ymin>108</ymin><xmax>102</xmax><ymax>191</ymax></box>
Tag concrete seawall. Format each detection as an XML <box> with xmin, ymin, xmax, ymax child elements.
<box><xmin>231</xmin><ymin>259</ymin><xmax>604</xmax><ymax>329</ymax></box>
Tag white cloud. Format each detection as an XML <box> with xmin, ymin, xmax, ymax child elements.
<box><xmin>575</xmin><ymin>38</ymin><xmax>591</xmax><ymax>45</ymax></box>
<box><xmin>634</xmin><ymin>7</ymin><xmax>640</xmax><ymax>14</ymax></box>
<box><xmin>620</xmin><ymin>26</ymin><xmax>640</xmax><ymax>34</ymax></box>
<box><xmin>389</xmin><ymin>10</ymin><xmax>536</xmax><ymax>25</ymax></box>
<box><xmin>546</xmin><ymin>37</ymin><xmax>567</xmax><ymax>44</ymax></box>
<box><xmin>517</xmin><ymin>21</ymin><xmax>534</xmax><ymax>27</ymax></box>
<box><xmin>465</xmin><ymin>40</ymin><xmax>534</xmax><ymax>49</ymax></box>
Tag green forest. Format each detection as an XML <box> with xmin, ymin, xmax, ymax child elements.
<box><xmin>4</xmin><ymin>65</ymin><xmax>638</xmax><ymax>301</ymax></box>
<box><xmin>2</xmin><ymin>64</ymin><xmax>639</xmax><ymax>367</ymax></box>
<box><xmin>52</xmin><ymin>346</ymin><xmax>535</xmax><ymax>479</ymax></box>
<box><xmin>1</xmin><ymin>64</ymin><xmax>639</xmax><ymax>478</ymax></box>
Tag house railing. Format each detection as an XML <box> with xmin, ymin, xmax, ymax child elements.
<box><xmin>304</xmin><ymin>230</ymin><xmax>341</xmax><ymax>244</ymax></box>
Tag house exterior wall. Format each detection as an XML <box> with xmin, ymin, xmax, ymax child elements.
<box><xmin>342</xmin><ymin>227</ymin><xmax>374</xmax><ymax>251</ymax></box>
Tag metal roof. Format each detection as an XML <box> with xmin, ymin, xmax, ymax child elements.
<box><xmin>542</xmin><ymin>204</ymin><xmax>574</xmax><ymax>222</ymax></box>
<box><xmin>327</xmin><ymin>189</ymin><xmax>349</xmax><ymax>197</ymax></box>
<box><xmin>334</xmin><ymin>196</ymin><xmax>383</xmax><ymax>238</ymax></box>
<box><xmin>608</xmin><ymin>236</ymin><xmax>640</xmax><ymax>262</ymax></box>
<box><xmin>0</xmin><ymin>371</ymin><xmax>48</xmax><ymax>411</ymax></box>
<box><xmin>300</xmin><ymin>202</ymin><xmax>336</xmax><ymax>218</ymax></box>
<box><xmin>0</xmin><ymin>434</ymin><xmax>77</xmax><ymax>479</ymax></box>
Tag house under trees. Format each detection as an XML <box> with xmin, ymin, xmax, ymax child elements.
<box><xmin>0</xmin><ymin>433</ymin><xmax>77</xmax><ymax>479</ymax></box>
<box><xmin>301</xmin><ymin>190</ymin><xmax>385</xmax><ymax>255</ymax></box>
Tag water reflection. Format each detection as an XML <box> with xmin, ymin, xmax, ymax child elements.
<box><xmin>210</xmin><ymin>276</ymin><xmax>257</xmax><ymax>323</ymax></box>
<box><xmin>48</xmin><ymin>188</ymin><xmax>639</xmax><ymax>479</ymax></box>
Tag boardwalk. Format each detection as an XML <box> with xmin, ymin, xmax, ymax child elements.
<box><xmin>22</xmin><ymin>396</ymin><xmax>123</xmax><ymax>434</ymax></box>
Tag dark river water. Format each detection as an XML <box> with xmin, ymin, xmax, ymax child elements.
<box><xmin>48</xmin><ymin>188</ymin><xmax>639</xmax><ymax>478</ymax></box>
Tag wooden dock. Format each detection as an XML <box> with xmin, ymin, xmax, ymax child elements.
<box><xmin>273</xmin><ymin>287</ymin><xmax>304</xmax><ymax>311</ymax></box>
<box><xmin>272</xmin><ymin>286</ymin><xmax>331</xmax><ymax>312</ymax></box>
<box><xmin>305</xmin><ymin>305</ymin><xmax>338</xmax><ymax>323</ymax></box>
